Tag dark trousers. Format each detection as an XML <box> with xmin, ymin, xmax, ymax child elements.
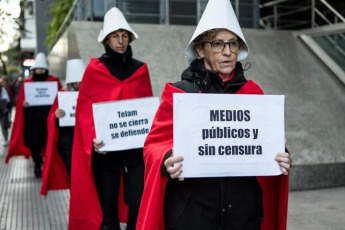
<box><xmin>93</xmin><ymin>163</ymin><xmax>144</xmax><ymax>230</ymax></box>
<box><xmin>30</xmin><ymin>145</ymin><xmax>43</xmax><ymax>166</ymax></box>
<box><xmin>57</xmin><ymin>147</ymin><xmax>72</xmax><ymax>177</ymax></box>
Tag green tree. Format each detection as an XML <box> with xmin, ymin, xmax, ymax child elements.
<box><xmin>0</xmin><ymin>4</ymin><xmax>21</xmax><ymax>75</ymax></box>
<box><xmin>45</xmin><ymin>0</ymin><xmax>74</xmax><ymax>48</ymax></box>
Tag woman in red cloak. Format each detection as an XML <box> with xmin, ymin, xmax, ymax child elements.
<box><xmin>136</xmin><ymin>0</ymin><xmax>292</xmax><ymax>229</ymax></box>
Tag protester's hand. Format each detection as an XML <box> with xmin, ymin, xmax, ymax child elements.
<box><xmin>93</xmin><ymin>138</ymin><xmax>107</xmax><ymax>154</ymax></box>
<box><xmin>23</xmin><ymin>101</ymin><xmax>29</xmax><ymax>108</ymax></box>
<box><xmin>164</xmin><ymin>150</ymin><xmax>184</xmax><ymax>181</ymax></box>
<box><xmin>275</xmin><ymin>152</ymin><xmax>292</xmax><ymax>175</ymax></box>
<box><xmin>55</xmin><ymin>109</ymin><xmax>66</xmax><ymax>118</ymax></box>
<box><xmin>275</xmin><ymin>139</ymin><xmax>292</xmax><ymax>175</ymax></box>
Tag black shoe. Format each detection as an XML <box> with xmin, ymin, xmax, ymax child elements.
<box><xmin>34</xmin><ymin>165</ymin><xmax>41</xmax><ymax>178</ymax></box>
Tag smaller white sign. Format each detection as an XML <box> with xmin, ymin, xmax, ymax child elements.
<box><xmin>93</xmin><ymin>97</ymin><xmax>160</xmax><ymax>152</ymax></box>
<box><xmin>173</xmin><ymin>93</ymin><xmax>285</xmax><ymax>178</ymax></box>
<box><xmin>57</xmin><ymin>91</ymin><xmax>78</xmax><ymax>127</ymax></box>
<box><xmin>24</xmin><ymin>82</ymin><xmax>58</xmax><ymax>106</ymax></box>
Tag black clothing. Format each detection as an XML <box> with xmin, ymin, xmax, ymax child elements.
<box><xmin>99</xmin><ymin>45</ymin><xmax>144</xmax><ymax>81</ymax></box>
<box><xmin>173</xmin><ymin>58</ymin><xmax>247</xmax><ymax>94</ymax></box>
<box><xmin>93</xmin><ymin>46</ymin><xmax>146</xmax><ymax>230</ymax></box>
<box><xmin>163</xmin><ymin>59</ymin><xmax>263</xmax><ymax>230</ymax></box>
<box><xmin>57</xmin><ymin>126</ymin><xmax>74</xmax><ymax>176</ymax></box>
<box><xmin>93</xmin><ymin>161</ymin><xmax>144</xmax><ymax>230</ymax></box>
<box><xmin>23</xmin><ymin>106</ymin><xmax>50</xmax><ymax>148</ymax></box>
<box><xmin>32</xmin><ymin>71</ymin><xmax>49</xmax><ymax>81</ymax></box>
<box><xmin>31</xmin><ymin>145</ymin><xmax>43</xmax><ymax>178</ymax></box>
<box><xmin>24</xmin><ymin>72</ymin><xmax>52</xmax><ymax>173</ymax></box>
<box><xmin>93</xmin><ymin>46</ymin><xmax>146</xmax><ymax>170</ymax></box>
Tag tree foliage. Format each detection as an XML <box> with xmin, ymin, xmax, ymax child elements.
<box><xmin>45</xmin><ymin>0</ymin><xmax>74</xmax><ymax>47</ymax></box>
<box><xmin>0</xmin><ymin>3</ymin><xmax>21</xmax><ymax>75</ymax></box>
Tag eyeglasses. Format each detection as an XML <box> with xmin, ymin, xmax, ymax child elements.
<box><xmin>205</xmin><ymin>40</ymin><xmax>242</xmax><ymax>53</ymax></box>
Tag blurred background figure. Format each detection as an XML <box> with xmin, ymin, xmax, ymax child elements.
<box><xmin>0</xmin><ymin>76</ymin><xmax>10</xmax><ymax>147</ymax></box>
<box><xmin>1</xmin><ymin>76</ymin><xmax>16</xmax><ymax>120</ymax></box>
<box><xmin>5</xmin><ymin>52</ymin><xmax>62</xmax><ymax>178</ymax></box>
<box><xmin>40</xmin><ymin>59</ymin><xmax>85</xmax><ymax>196</ymax></box>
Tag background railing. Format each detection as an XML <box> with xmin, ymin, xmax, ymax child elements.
<box><xmin>259</xmin><ymin>0</ymin><xmax>345</xmax><ymax>30</ymax></box>
<box><xmin>48</xmin><ymin>0</ymin><xmax>262</xmax><ymax>51</ymax></box>
<box><xmin>259</xmin><ymin>0</ymin><xmax>345</xmax><ymax>80</ymax></box>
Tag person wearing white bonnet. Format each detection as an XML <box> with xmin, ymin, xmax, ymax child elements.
<box><xmin>136</xmin><ymin>0</ymin><xmax>291</xmax><ymax>229</ymax></box>
<box><xmin>65</xmin><ymin>58</ymin><xmax>85</xmax><ymax>90</ymax></box>
<box><xmin>6</xmin><ymin>52</ymin><xmax>62</xmax><ymax>179</ymax></box>
<box><xmin>40</xmin><ymin>59</ymin><xmax>85</xmax><ymax>196</ymax></box>
<box><xmin>69</xmin><ymin>7</ymin><xmax>153</xmax><ymax>230</ymax></box>
<box><xmin>31</xmin><ymin>52</ymin><xmax>49</xmax><ymax>71</ymax></box>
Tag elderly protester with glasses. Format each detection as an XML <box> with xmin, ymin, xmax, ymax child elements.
<box><xmin>136</xmin><ymin>0</ymin><xmax>292</xmax><ymax>230</ymax></box>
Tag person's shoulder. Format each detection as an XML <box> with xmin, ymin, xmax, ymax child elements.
<box><xmin>48</xmin><ymin>75</ymin><xmax>60</xmax><ymax>80</ymax></box>
<box><xmin>131</xmin><ymin>58</ymin><xmax>145</xmax><ymax>68</ymax></box>
<box><xmin>172</xmin><ymin>79</ymin><xmax>196</xmax><ymax>93</ymax></box>
<box><xmin>239</xmin><ymin>80</ymin><xmax>263</xmax><ymax>94</ymax></box>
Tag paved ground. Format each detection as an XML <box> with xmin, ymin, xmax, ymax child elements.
<box><xmin>1</xmin><ymin>139</ymin><xmax>345</xmax><ymax>230</ymax></box>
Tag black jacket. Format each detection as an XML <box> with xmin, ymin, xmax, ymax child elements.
<box><xmin>92</xmin><ymin>45</ymin><xmax>145</xmax><ymax>171</ymax></box>
<box><xmin>163</xmin><ymin>59</ymin><xmax>263</xmax><ymax>230</ymax></box>
<box><xmin>23</xmin><ymin>72</ymin><xmax>51</xmax><ymax>148</ymax></box>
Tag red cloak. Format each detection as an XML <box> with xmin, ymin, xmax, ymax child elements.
<box><xmin>136</xmin><ymin>82</ymin><xmax>289</xmax><ymax>230</ymax></box>
<box><xmin>40</xmin><ymin>90</ymin><xmax>70</xmax><ymax>196</ymax></box>
<box><xmin>68</xmin><ymin>58</ymin><xmax>153</xmax><ymax>230</ymax></box>
<box><xmin>5</xmin><ymin>76</ymin><xmax>62</xmax><ymax>163</ymax></box>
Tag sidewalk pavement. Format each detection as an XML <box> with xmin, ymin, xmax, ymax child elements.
<box><xmin>1</xmin><ymin>142</ymin><xmax>345</xmax><ymax>230</ymax></box>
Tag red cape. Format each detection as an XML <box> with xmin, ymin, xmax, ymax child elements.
<box><xmin>6</xmin><ymin>76</ymin><xmax>62</xmax><ymax>163</ymax></box>
<box><xmin>40</xmin><ymin>90</ymin><xmax>70</xmax><ymax>196</ymax></box>
<box><xmin>69</xmin><ymin>58</ymin><xmax>153</xmax><ymax>230</ymax></box>
<box><xmin>136</xmin><ymin>82</ymin><xmax>289</xmax><ymax>230</ymax></box>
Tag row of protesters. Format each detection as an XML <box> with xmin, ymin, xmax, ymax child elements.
<box><xmin>68</xmin><ymin>7</ymin><xmax>153</xmax><ymax>230</ymax></box>
<box><xmin>40</xmin><ymin>59</ymin><xmax>86</xmax><ymax>196</ymax></box>
<box><xmin>137</xmin><ymin>0</ymin><xmax>291</xmax><ymax>230</ymax></box>
<box><xmin>6</xmin><ymin>1</ymin><xmax>292</xmax><ymax>230</ymax></box>
<box><xmin>6</xmin><ymin>52</ymin><xmax>62</xmax><ymax>178</ymax></box>
<box><xmin>0</xmin><ymin>78</ymin><xmax>10</xmax><ymax>147</ymax></box>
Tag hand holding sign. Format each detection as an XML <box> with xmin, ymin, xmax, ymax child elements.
<box><xmin>55</xmin><ymin>109</ymin><xmax>66</xmax><ymax>118</ymax></box>
<box><xmin>57</xmin><ymin>91</ymin><xmax>78</xmax><ymax>127</ymax></box>
<box><xmin>173</xmin><ymin>93</ymin><xmax>286</xmax><ymax>178</ymax></box>
<box><xmin>93</xmin><ymin>139</ymin><xmax>106</xmax><ymax>155</ymax></box>
<box><xmin>24</xmin><ymin>82</ymin><xmax>58</xmax><ymax>106</ymax></box>
<box><xmin>93</xmin><ymin>97</ymin><xmax>160</xmax><ymax>152</ymax></box>
<box><xmin>164</xmin><ymin>150</ymin><xmax>184</xmax><ymax>181</ymax></box>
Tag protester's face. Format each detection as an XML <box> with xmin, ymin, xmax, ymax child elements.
<box><xmin>105</xmin><ymin>30</ymin><xmax>130</xmax><ymax>54</ymax></box>
<box><xmin>70</xmin><ymin>82</ymin><xmax>80</xmax><ymax>91</ymax></box>
<box><xmin>196</xmin><ymin>30</ymin><xmax>238</xmax><ymax>76</ymax></box>
<box><xmin>34</xmin><ymin>68</ymin><xmax>47</xmax><ymax>75</ymax></box>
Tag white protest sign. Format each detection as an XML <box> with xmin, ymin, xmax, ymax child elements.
<box><xmin>24</xmin><ymin>82</ymin><xmax>58</xmax><ymax>106</ymax></box>
<box><xmin>57</xmin><ymin>91</ymin><xmax>78</xmax><ymax>127</ymax></box>
<box><xmin>93</xmin><ymin>97</ymin><xmax>160</xmax><ymax>152</ymax></box>
<box><xmin>173</xmin><ymin>93</ymin><xmax>285</xmax><ymax>178</ymax></box>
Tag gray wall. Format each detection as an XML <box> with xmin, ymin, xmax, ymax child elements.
<box><xmin>48</xmin><ymin>21</ymin><xmax>345</xmax><ymax>191</ymax></box>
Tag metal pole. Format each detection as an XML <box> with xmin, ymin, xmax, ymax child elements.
<box><xmin>165</xmin><ymin>0</ymin><xmax>169</xmax><ymax>25</ymax></box>
<box><xmin>311</xmin><ymin>0</ymin><xmax>315</xmax><ymax>28</ymax></box>
<box><xmin>89</xmin><ymin>0</ymin><xmax>94</xmax><ymax>21</ymax></box>
<box><xmin>235</xmin><ymin>0</ymin><xmax>239</xmax><ymax>19</ymax></box>
<box><xmin>274</xmin><ymin>5</ymin><xmax>277</xmax><ymax>29</ymax></box>
<box><xmin>197</xmin><ymin>0</ymin><xmax>201</xmax><ymax>23</ymax></box>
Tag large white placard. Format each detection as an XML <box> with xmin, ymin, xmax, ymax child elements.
<box><xmin>173</xmin><ymin>93</ymin><xmax>285</xmax><ymax>178</ymax></box>
<box><xmin>57</xmin><ymin>91</ymin><xmax>78</xmax><ymax>127</ymax></box>
<box><xmin>24</xmin><ymin>82</ymin><xmax>58</xmax><ymax>106</ymax></box>
<box><xmin>93</xmin><ymin>97</ymin><xmax>160</xmax><ymax>152</ymax></box>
